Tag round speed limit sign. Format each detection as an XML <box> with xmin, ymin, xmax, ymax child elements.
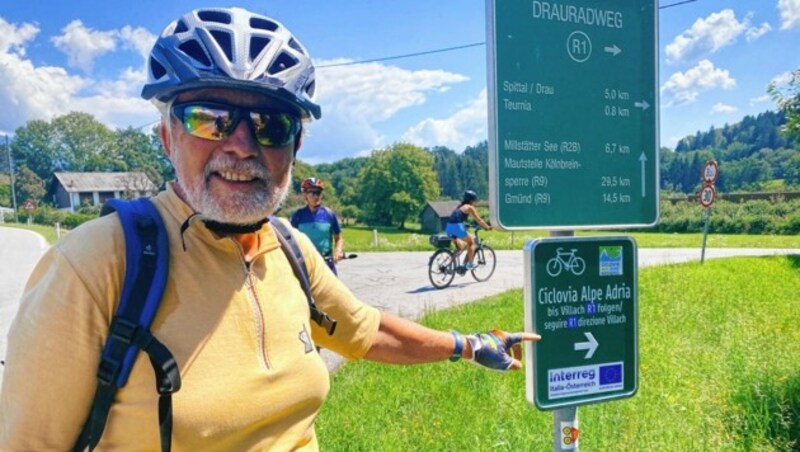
<box><xmin>702</xmin><ymin>160</ymin><xmax>719</xmax><ymax>184</ymax></box>
<box><xmin>699</xmin><ymin>185</ymin><xmax>716</xmax><ymax>207</ymax></box>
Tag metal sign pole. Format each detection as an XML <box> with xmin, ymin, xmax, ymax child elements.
<box><xmin>5</xmin><ymin>135</ymin><xmax>19</xmax><ymax>223</ymax></box>
<box><xmin>554</xmin><ymin>406</ymin><xmax>579</xmax><ymax>451</ymax></box>
<box><xmin>700</xmin><ymin>207</ymin><xmax>711</xmax><ymax>264</ymax></box>
<box><xmin>549</xmin><ymin>230</ymin><xmax>578</xmax><ymax>450</ymax></box>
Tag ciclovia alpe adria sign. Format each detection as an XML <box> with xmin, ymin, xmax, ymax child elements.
<box><xmin>524</xmin><ymin>236</ymin><xmax>638</xmax><ymax>409</ymax></box>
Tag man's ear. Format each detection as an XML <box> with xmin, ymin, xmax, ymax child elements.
<box><xmin>160</xmin><ymin>121</ymin><xmax>172</xmax><ymax>158</ymax></box>
<box><xmin>293</xmin><ymin>131</ymin><xmax>303</xmax><ymax>156</ymax></box>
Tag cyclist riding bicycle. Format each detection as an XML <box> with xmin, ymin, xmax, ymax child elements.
<box><xmin>445</xmin><ymin>190</ymin><xmax>492</xmax><ymax>269</ymax></box>
<box><xmin>291</xmin><ymin>177</ymin><xmax>344</xmax><ymax>275</ymax></box>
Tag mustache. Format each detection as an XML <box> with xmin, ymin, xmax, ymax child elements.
<box><xmin>204</xmin><ymin>155</ymin><xmax>269</xmax><ymax>180</ymax></box>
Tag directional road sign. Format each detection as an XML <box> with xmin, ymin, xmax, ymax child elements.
<box><xmin>486</xmin><ymin>0</ymin><xmax>659</xmax><ymax>229</ymax></box>
<box><xmin>524</xmin><ymin>236</ymin><xmax>638</xmax><ymax>410</ymax></box>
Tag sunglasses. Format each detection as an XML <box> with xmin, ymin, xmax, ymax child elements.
<box><xmin>171</xmin><ymin>102</ymin><xmax>301</xmax><ymax>148</ymax></box>
<box><xmin>306</xmin><ymin>190</ymin><xmax>322</xmax><ymax>196</ymax></box>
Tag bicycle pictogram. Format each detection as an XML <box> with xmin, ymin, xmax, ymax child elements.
<box><xmin>546</xmin><ymin>248</ymin><xmax>586</xmax><ymax>277</ymax></box>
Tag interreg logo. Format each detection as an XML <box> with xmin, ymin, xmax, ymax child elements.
<box><xmin>548</xmin><ymin>362</ymin><xmax>624</xmax><ymax>399</ymax></box>
<box><xmin>598</xmin><ymin>246</ymin><xmax>623</xmax><ymax>276</ymax></box>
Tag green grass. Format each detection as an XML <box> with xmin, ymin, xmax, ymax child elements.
<box><xmin>317</xmin><ymin>256</ymin><xmax>800</xmax><ymax>450</ymax></box>
<box><xmin>5</xmin><ymin>220</ymin><xmax>799</xmax><ymax>250</ymax></box>
<box><xmin>342</xmin><ymin>225</ymin><xmax>800</xmax><ymax>252</ymax></box>
<box><xmin>0</xmin><ymin>222</ymin><xmax>61</xmax><ymax>244</ymax></box>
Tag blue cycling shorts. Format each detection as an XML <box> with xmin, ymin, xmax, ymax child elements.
<box><xmin>445</xmin><ymin>222</ymin><xmax>468</xmax><ymax>239</ymax></box>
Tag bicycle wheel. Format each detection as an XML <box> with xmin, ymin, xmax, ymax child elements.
<box><xmin>429</xmin><ymin>249</ymin><xmax>456</xmax><ymax>289</ymax></box>
<box><xmin>471</xmin><ymin>245</ymin><xmax>496</xmax><ymax>282</ymax></box>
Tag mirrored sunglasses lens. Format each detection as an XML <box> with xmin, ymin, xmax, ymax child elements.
<box><xmin>251</xmin><ymin>112</ymin><xmax>297</xmax><ymax>147</ymax></box>
<box><xmin>181</xmin><ymin>105</ymin><xmax>233</xmax><ymax>141</ymax></box>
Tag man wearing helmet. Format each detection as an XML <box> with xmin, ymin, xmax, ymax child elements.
<box><xmin>0</xmin><ymin>7</ymin><xmax>537</xmax><ymax>451</ymax></box>
<box><xmin>445</xmin><ymin>190</ymin><xmax>493</xmax><ymax>270</ymax></box>
<box><xmin>291</xmin><ymin>177</ymin><xmax>344</xmax><ymax>275</ymax></box>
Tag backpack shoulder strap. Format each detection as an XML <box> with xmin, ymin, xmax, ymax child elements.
<box><xmin>75</xmin><ymin>198</ymin><xmax>180</xmax><ymax>452</ymax></box>
<box><xmin>268</xmin><ymin>216</ymin><xmax>337</xmax><ymax>335</ymax></box>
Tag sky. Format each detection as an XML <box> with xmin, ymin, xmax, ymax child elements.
<box><xmin>0</xmin><ymin>0</ymin><xmax>798</xmax><ymax>164</ymax></box>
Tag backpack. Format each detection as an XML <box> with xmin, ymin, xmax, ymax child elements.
<box><xmin>73</xmin><ymin>198</ymin><xmax>336</xmax><ymax>452</ymax></box>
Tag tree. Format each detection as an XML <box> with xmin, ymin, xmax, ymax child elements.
<box><xmin>15</xmin><ymin>167</ymin><xmax>46</xmax><ymax>205</ymax></box>
<box><xmin>50</xmin><ymin>112</ymin><xmax>116</xmax><ymax>172</ymax></box>
<box><xmin>113</xmin><ymin>127</ymin><xmax>172</xmax><ymax>190</ymax></box>
<box><xmin>12</xmin><ymin>119</ymin><xmax>58</xmax><ymax>183</ymax></box>
<box><xmin>769</xmin><ymin>69</ymin><xmax>800</xmax><ymax>141</ymax></box>
<box><xmin>356</xmin><ymin>142</ymin><xmax>440</xmax><ymax>229</ymax></box>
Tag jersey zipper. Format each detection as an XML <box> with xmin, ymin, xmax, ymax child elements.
<box><xmin>236</xmin><ymin>244</ymin><xmax>271</xmax><ymax>370</ymax></box>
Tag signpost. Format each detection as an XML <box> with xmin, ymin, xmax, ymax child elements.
<box><xmin>524</xmin><ymin>236</ymin><xmax>638</xmax><ymax>410</ymax></box>
<box><xmin>23</xmin><ymin>199</ymin><xmax>35</xmax><ymax>225</ymax></box>
<box><xmin>486</xmin><ymin>0</ymin><xmax>659</xmax><ymax>230</ymax></box>
<box><xmin>699</xmin><ymin>160</ymin><xmax>719</xmax><ymax>263</ymax></box>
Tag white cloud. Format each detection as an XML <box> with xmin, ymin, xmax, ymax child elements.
<box><xmin>0</xmin><ymin>51</ymin><xmax>90</xmax><ymax>127</ymax></box>
<box><xmin>0</xmin><ymin>17</ymin><xmax>39</xmax><ymax>56</ymax></box>
<box><xmin>750</xmin><ymin>94</ymin><xmax>772</xmax><ymax>105</ymax></box>
<box><xmin>0</xmin><ymin>17</ymin><xmax>157</xmax><ymax>135</ymax></box>
<box><xmin>51</xmin><ymin>20</ymin><xmax>117</xmax><ymax>72</ymax></box>
<box><xmin>402</xmin><ymin>89</ymin><xmax>487</xmax><ymax>152</ymax></box>
<box><xmin>300</xmin><ymin>58</ymin><xmax>470</xmax><ymax>162</ymax></box>
<box><xmin>746</xmin><ymin>22</ymin><xmax>772</xmax><ymax>41</ymax></box>
<box><xmin>770</xmin><ymin>70</ymin><xmax>797</xmax><ymax>88</ymax></box>
<box><xmin>778</xmin><ymin>0</ymin><xmax>800</xmax><ymax>30</ymax></box>
<box><xmin>660</xmin><ymin>59</ymin><xmax>736</xmax><ymax>106</ymax></box>
<box><xmin>665</xmin><ymin>9</ymin><xmax>747</xmax><ymax>63</ymax></box>
<box><xmin>118</xmin><ymin>25</ymin><xmax>156</xmax><ymax>61</ymax></box>
<box><xmin>315</xmin><ymin>59</ymin><xmax>468</xmax><ymax>121</ymax></box>
<box><xmin>711</xmin><ymin>102</ymin><xmax>738</xmax><ymax>113</ymax></box>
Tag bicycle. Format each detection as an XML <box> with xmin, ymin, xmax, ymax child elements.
<box><xmin>427</xmin><ymin>225</ymin><xmax>496</xmax><ymax>289</ymax></box>
<box><xmin>545</xmin><ymin>247</ymin><xmax>586</xmax><ymax>277</ymax></box>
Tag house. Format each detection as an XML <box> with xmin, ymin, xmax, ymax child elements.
<box><xmin>50</xmin><ymin>172</ymin><xmax>158</xmax><ymax>212</ymax></box>
<box><xmin>418</xmin><ymin>200</ymin><xmax>459</xmax><ymax>234</ymax></box>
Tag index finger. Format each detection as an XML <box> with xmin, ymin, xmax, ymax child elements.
<box><xmin>517</xmin><ymin>332</ymin><xmax>541</xmax><ymax>342</ymax></box>
<box><xmin>496</xmin><ymin>331</ymin><xmax>541</xmax><ymax>347</ymax></box>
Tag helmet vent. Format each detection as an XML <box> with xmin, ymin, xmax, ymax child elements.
<box><xmin>250</xmin><ymin>17</ymin><xmax>279</xmax><ymax>32</ymax></box>
<box><xmin>209</xmin><ymin>30</ymin><xmax>233</xmax><ymax>62</ymax></box>
<box><xmin>250</xmin><ymin>36</ymin><xmax>271</xmax><ymax>61</ymax></box>
<box><xmin>197</xmin><ymin>10</ymin><xmax>231</xmax><ymax>24</ymax></box>
<box><xmin>287</xmin><ymin>38</ymin><xmax>305</xmax><ymax>56</ymax></box>
<box><xmin>178</xmin><ymin>40</ymin><xmax>212</xmax><ymax>67</ymax></box>
<box><xmin>174</xmin><ymin>20</ymin><xmax>189</xmax><ymax>34</ymax></box>
<box><xmin>305</xmin><ymin>80</ymin><xmax>316</xmax><ymax>97</ymax></box>
<box><xmin>268</xmin><ymin>51</ymin><xmax>297</xmax><ymax>74</ymax></box>
<box><xmin>149</xmin><ymin>57</ymin><xmax>166</xmax><ymax>79</ymax></box>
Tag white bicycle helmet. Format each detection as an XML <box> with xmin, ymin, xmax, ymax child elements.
<box><xmin>142</xmin><ymin>7</ymin><xmax>320</xmax><ymax>120</ymax></box>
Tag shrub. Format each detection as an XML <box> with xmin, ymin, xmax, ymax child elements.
<box><xmin>62</xmin><ymin>212</ymin><xmax>96</xmax><ymax>229</ymax></box>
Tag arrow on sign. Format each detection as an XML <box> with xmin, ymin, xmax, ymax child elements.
<box><xmin>634</xmin><ymin>100</ymin><xmax>650</xmax><ymax>111</ymax></box>
<box><xmin>639</xmin><ymin>152</ymin><xmax>648</xmax><ymax>197</ymax></box>
<box><xmin>574</xmin><ymin>332</ymin><xmax>598</xmax><ymax>359</ymax></box>
<box><xmin>603</xmin><ymin>44</ymin><xmax>622</xmax><ymax>56</ymax></box>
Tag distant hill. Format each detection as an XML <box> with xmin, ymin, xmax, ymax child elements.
<box><xmin>661</xmin><ymin>110</ymin><xmax>799</xmax><ymax>194</ymax></box>
<box><xmin>674</xmin><ymin>110</ymin><xmax>794</xmax><ymax>154</ymax></box>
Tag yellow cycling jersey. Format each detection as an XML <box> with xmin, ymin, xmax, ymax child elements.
<box><xmin>0</xmin><ymin>184</ymin><xmax>380</xmax><ymax>451</ymax></box>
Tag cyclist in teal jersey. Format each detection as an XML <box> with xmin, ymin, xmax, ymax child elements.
<box><xmin>445</xmin><ymin>190</ymin><xmax>492</xmax><ymax>269</ymax></box>
<box><xmin>291</xmin><ymin>177</ymin><xmax>344</xmax><ymax>274</ymax></box>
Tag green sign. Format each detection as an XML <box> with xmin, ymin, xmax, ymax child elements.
<box><xmin>524</xmin><ymin>236</ymin><xmax>638</xmax><ymax>409</ymax></box>
<box><xmin>486</xmin><ymin>0</ymin><xmax>659</xmax><ymax>229</ymax></box>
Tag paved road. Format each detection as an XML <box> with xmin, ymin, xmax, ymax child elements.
<box><xmin>1</xmin><ymin>225</ymin><xmax>798</xmax><ymax>380</ymax></box>
<box><xmin>322</xmin><ymin>246</ymin><xmax>800</xmax><ymax>370</ymax></box>
<box><xmin>0</xmin><ymin>227</ymin><xmax>48</xmax><ymax>388</ymax></box>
